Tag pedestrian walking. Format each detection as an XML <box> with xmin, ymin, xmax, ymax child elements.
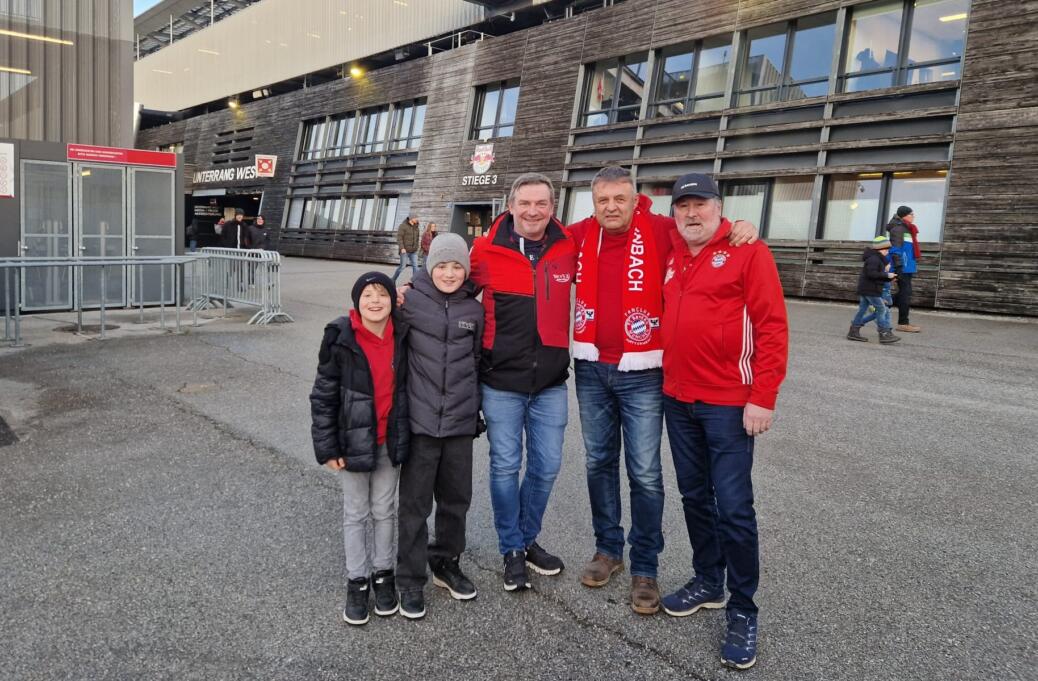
<box><xmin>395</xmin><ymin>233</ymin><xmax>484</xmax><ymax>619</ymax></box>
<box><xmin>392</xmin><ymin>216</ymin><xmax>421</xmax><ymax>282</ymax></box>
<box><xmin>886</xmin><ymin>206</ymin><xmax>922</xmax><ymax>333</ymax></box>
<box><xmin>847</xmin><ymin>236</ymin><xmax>901</xmax><ymax>344</ymax></box>
<box><xmin>248</xmin><ymin>215</ymin><xmax>269</xmax><ymax>250</ymax></box>
<box><xmin>659</xmin><ymin>173</ymin><xmax>789</xmax><ymax>671</ymax></box>
<box><xmin>309</xmin><ymin>272</ymin><xmax>411</xmax><ymax>626</ymax></box>
<box><xmin>419</xmin><ymin>222</ymin><xmax>438</xmax><ymax>267</ymax></box>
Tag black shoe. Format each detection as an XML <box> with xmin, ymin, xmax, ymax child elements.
<box><xmin>371</xmin><ymin>569</ymin><xmax>399</xmax><ymax>616</ymax></box>
<box><xmin>846</xmin><ymin>324</ymin><xmax>867</xmax><ymax>342</ymax></box>
<box><xmin>342</xmin><ymin>577</ymin><xmax>370</xmax><ymax>626</ymax></box>
<box><xmin>878</xmin><ymin>328</ymin><xmax>901</xmax><ymax>344</ymax></box>
<box><xmin>399</xmin><ymin>588</ymin><xmax>426</xmax><ymax>619</ymax></box>
<box><xmin>430</xmin><ymin>556</ymin><xmax>477</xmax><ymax>600</ymax></box>
<box><xmin>525</xmin><ymin>542</ymin><xmax>564</xmax><ymax>576</ymax></box>
<box><xmin>503</xmin><ymin>549</ymin><xmax>531</xmax><ymax>591</ymax></box>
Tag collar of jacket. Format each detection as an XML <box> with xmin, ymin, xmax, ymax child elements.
<box><xmin>489</xmin><ymin>211</ymin><xmax>568</xmax><ymax>255</ymax></box>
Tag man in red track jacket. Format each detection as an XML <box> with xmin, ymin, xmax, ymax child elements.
<box><xmin>658</xmin><ymin>173</ymin><xmax>788</xmax><ymax>671</ymax></box>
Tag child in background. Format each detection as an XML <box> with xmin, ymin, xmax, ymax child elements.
<box><xmin>309</xmin><ymin>272</ymin><xmax>411</xmax><ymax>626</ymax></box>
<box><xmin>395</xmin><ymin>233</ymin><xmax>485</xmax><ymax>619</ymax></box>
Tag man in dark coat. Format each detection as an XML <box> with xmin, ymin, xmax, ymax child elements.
<box><xmin>392</xmin><ymin>216</ymin><xmax>421</xmax><ymax>282</ymax></box>
<box><xmin>222</xmin><ymin>209</ymin><xmax>250</xmax><ymax>249</ymax></box>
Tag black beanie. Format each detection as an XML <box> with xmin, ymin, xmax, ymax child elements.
<box><xmin>896</xmin><ymin>205</ymin><xmax>913</xmax><ymax>218</ymax></box>
<box><xmin>350</xmin><ymin>271</ymin><xmax>396</xmax><ymax>313</ymax></box>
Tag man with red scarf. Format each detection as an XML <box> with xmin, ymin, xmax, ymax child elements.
<box><xmin>567</xmin><ymin>166</ymin><xmax>757</xmax><ymax>615</ymax></box>
<box><xmin>886</xmin><ymin>206</ymin><xmax>922</xmax><ymax>333</ymax></box>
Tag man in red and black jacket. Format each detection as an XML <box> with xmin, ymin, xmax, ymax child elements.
<box><xmin>469</xmin><ymin>173</ymin><xmax>576</xmax><ymax>592</ymax></box>
<box><xmin>659</xmin><ymin>173</ymin><xmax>788</xmax><ymax>671</ymax></box>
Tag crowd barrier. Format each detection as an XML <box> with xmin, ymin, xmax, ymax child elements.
<box><xmin>186</xmin><ymin>248</ymin><xmax>294</xmax><ymax>326</ymax></box>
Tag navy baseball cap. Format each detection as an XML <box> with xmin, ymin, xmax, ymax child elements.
<box><xmin>672</xmin><ymin>173</ymin><xmax>721</xmax><ymax>202</ymax></box>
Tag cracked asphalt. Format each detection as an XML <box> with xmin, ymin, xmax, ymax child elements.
<box><xmin>1</xmin><ymin>256</ymin><xmax>1035</xmax><ymax>681</ymax></box>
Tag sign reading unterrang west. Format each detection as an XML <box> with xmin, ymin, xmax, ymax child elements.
<box><xmin>193</xmin><ymin>155</ymin><xmax>279</xmax><ymax>184</ymax></box>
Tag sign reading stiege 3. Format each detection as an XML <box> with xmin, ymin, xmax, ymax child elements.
<box><xmin>461</xmin><ymin>143</ymin><xmax>498</xmax><ymax>186</ymax></box>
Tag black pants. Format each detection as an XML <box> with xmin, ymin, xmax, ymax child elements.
<box><xmin>396</xmin><ymin>434</ymin><xmax>473</xmax><ymax>589</ymax></box>
<box><xmin>894</xmin><ymin>273</ymin><xmax>913</xmax><ymax>325</ymax></box>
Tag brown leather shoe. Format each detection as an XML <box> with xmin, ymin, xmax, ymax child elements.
<box><xmin>580</xmin><ymin>553</ymin><xmax>624</xmax><ymax>587</ymax></box>
<box><xmin>630</xmin><ymin>576</ymin><xmax>660</xmax><ymax>615</ymax></box>
<box><xmin>896</xmin><ymin>323</ymin><xmax>921</xmax><ymax>333</ymax></box>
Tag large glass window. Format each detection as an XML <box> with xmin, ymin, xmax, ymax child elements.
<box><xmin>326</xmin><ymin>114</ymin><xmax>357</xmax><ymax>158</ymax></box>
<box><xmin>886</xmin><ymin>170</ymin><xmax>946</xmax><ymax>242</ymax></box>
<box><xmin>736</xmin><ymin>13</ymin><xmax>836</xmax><ymax>106</ymax></box>
<box><xmin>823</xmin><ymin>173</ymin><xmax>885</xmax><ymax>240</ymax></box>
<box><xmin>767</xmin><ymin>177</ymin><xmax>814</xmax><ymax>239</ymax></box>
<box><xmin>357</xmin><ymin>107</ymin><xmax>390</xmax><ymax>154</ymax></box>
<box><xmin>638</xmin><ymin>184</ymin><xmax>674</xmax><ymax>215</ymax></box>
<box><xmin>299</xmin><ymin>120</ymin><xmax>328</xmax><ymax>160</ymax></box>
<box><xmin>580</xmin><ymin>53</ymin><xmax>649</xmax><ymax>126</ymax></box>
<box><xmin>391</xmin><ymin>100</ymin><xmax>427</xmax><ymax>150</ymax></box>
<box><xmin>473</xmin><ymin>81</ymin><xmax>520</xmax><ymax>140</ymax></box>
<box><xmin>651</xmin><ymin>37</ymin><xmax>732</xmax><ymax>117</ymax></box>
<box><xmin>842</xmin><ymin>0</ymin><xmax>969</xmax><ymax>92</ymax></box>
<box><xmin>723</xmin><ymin>181</ymin><xmax>769</xmax><ymax>226</ymax></box>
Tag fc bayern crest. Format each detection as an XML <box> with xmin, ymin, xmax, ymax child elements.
<box><xmin>624</xmin><ymin>308</ymin><xmax>654</xmax><ymax>345</ymax></box>
<box><xmin>470</xmin><ymin>144</ymin><xmax>495</xmax><ymax>175</ymax></box>
<box><xmin>711</xmin><ymin>250</ymin><xmax>730</xmax><ymax>268</ymax></box>
<box><xmin>574</xmin><ymin>299</ymin><xmax>589</xmax><ymax>333</ymax></box>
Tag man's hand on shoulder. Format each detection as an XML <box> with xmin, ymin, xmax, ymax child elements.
<box><xmin>743</xmin><ymin>402</ymin><xmax>773</xmax><ymax>437</ymax></box>
<box><xmin>729</xmin><ymin>220</ymin><xmax>759</xmax><ymax>247</ymax></box>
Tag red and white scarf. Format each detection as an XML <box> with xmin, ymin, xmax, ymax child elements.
<box><xmin>572</xmin><ymin>209</ymin><xmax>663</xmax><ymax>371</ymax></box>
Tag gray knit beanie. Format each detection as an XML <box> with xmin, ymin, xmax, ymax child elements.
<box><xmin>426</xmin><ymin>232</ymin><xmax>470</xmax><ymax>277</ymax></box>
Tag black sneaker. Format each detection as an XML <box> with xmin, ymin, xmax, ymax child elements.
<box><xmin>342</xmin><ymin>577</ymin><xmax>370</xmax><ymax>626</ymax></box>
<box><xmin>525</xmin><ymin>542</ymin><xmax>564</xmax><ymax>576</ymax></box>
<box><xmin>371</xmin><ymin>569</ymin><xmax>399</xmax><ymax>616</ymax></box>
<box><xmin>430</xmin><ymin>556</ymin><xmax>477</xmax><ymax>601</ymax></box>
<box><xmin>399</xmin><ymin>588</ymin><xmax>426</xmax><ymax>619</ymax></box>
<box><xmin>503</xmin><ymin>549</ymin><xmax>530</xmax><ymax>591</ymax></box>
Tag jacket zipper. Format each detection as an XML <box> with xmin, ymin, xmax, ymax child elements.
<box><xmin>440</xmin><ymin>297</ymin><xmax>449</xmax><ymax>431</ymax></box>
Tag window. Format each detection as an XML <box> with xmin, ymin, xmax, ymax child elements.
<box><xmin>735</xmin><ymin>13</ymin><xmax>836</xmax><ymax>106</ymax></box>
<box><xmin>842</xmin><ymin>0</ymin><xmax>968</xmax><ymax>92</ymax></box>
<box><xmin>285</xmin><ymin>198</ymin><xmax>306</xmax><ymax>228</ymax></box>
<box><xmin>326</xmin><ymin>114</ymin><xmax>357</xmax><ymax>158</ymax></box>
<box><xmin>723</xmin><ymin>181</ymin><xmax>769</xmax><ymax>227</ymax></box>
<box><xmin>766</xmin><ymin>177</ymin><xmax>814</xmax><ymax>239</ymax></box>
<box><xmin>564</xmin><ymin>187</ymin><xmax>594</xmax><ymax>223</ymax></box>
<box><xmin>357</xmin><ymin>107</ymin><xmax>390</xmax><ymax>154</ymax></box>
<box><xmin>886</xmin><ymin>170</ymin><xmax>946</xmax><ymax>242</ymax></box>
<box><xmin>390</xmin><ymin>100</ymin><xmax>427</xmax><ymax>150</ymax></box>
<box><xmin>823</xmin><ymin>173</ymin><xmax>886</xmax><ymax>239</ymax></box>
<box><xmin>638</xmin><ymin>184</ymin><xmax>674</xmax><ymax>215</ymax></box>
<box><xmin>299</xmin><ymin>119</ymin><xmax>328</xmax><ymax>160</ymax></box>
<box><xmin>473</xmin><ymin>81</ymin><xmax>519</xmax><ymax>140</ymax></box>
<box><xmin>651</xmin><ymin>37</ymin><xmax>732</xmax><ymax>117</ymax></box>
<box><xmin>580</xmin><ymin>53</ymin><xmax>649</xmax><ymax>126</ymax></box>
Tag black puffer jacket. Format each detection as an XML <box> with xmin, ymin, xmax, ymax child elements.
<box><xmin>399</xmin><ymin>270</ymin><xmax>484</xmax><ymax>437</ymax></box>
<box><xmin>857</xmin><ymin>248</ymin><xmax>891</xmax><ymax>297</ymax></box>
<box><xmin>309</xmin><ymin>315</ymin><xmax>410</xmax><ymax>470</ymax></box>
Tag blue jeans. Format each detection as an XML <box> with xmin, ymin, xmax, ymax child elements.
<box><xmin>575</xmin><ymin>360</ymin><xmax>665</xmax><ymax>578</ymax></box>
<box><xmin>852</xmin><ymin>295</ymin><xmax>891</xmax><ymax>330</ymax></box>
<box><xmin>481</xmin><ymin>383</ymin><xmax>568</xmax><ymax>555</ymax></box>
<box><xmin>392</xmin><ymin>251</ymin><xmax>418</xmax><ymax>281</ymax></box>
<box><xmin>664</xmin><ymin>396</ymin><xmax>759</xmax><ymax>614</ymax></box>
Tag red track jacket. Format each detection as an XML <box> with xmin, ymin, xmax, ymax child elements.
<box><xmin>662</xmin><ymin>219</ymin><xmax>788</xmax><ymax>410</ymax></box>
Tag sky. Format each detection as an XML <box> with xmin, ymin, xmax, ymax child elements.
<box><xmin>134</xmin><ymin>0</ymin><xmax>164</xmax><ymax>16</ymax></box>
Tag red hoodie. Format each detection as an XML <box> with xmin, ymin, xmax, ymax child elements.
<box><xmin>662</xmin><ymin>220</ymin><xmax>788</xmax><ymax>410</ymax></box>
<box><xmin>350</xmin><ymin>309</ymin><xmax>395</xmax><ymax>445</ymax></box>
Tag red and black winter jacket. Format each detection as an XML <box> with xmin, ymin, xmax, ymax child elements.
<box><xmin>469</xmin><ymin>212</ymin><xmax>577</xmax><ymax>394</ymax></box>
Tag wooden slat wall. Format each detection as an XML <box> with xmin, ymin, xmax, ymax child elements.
<box><xmin>135</xmin><ymin>0</ymin><xmax>1038</xmax><ymax>316</ymax></box>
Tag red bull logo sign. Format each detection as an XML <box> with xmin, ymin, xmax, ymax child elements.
<box><xmin>462</xmin><ymin>143</ymin><xmax>499</xmax><ymax>186</ymax></box>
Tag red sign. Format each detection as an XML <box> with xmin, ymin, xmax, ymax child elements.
<box><xmin>67</xmin><ymin>144</ymin><xmax>177</xmax><ymax>168</ymax></box>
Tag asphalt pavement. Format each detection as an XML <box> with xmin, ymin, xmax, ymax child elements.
<box><xmin>1</xmin><ymin>256</ymin><xmax>1035</xmax><ymax>681</ymax></box>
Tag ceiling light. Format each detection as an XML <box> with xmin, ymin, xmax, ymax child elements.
<box><xmin>0</xmin><ymin>28</ymin><xmax>73</xmax><ymax>46</ymax></box>
<box><xmin>939</xmin><ymin>13</ymin><xmax>968</xmax><ymax>22</ymax></box>
<box><xmin>0</xmin><ymin>65</ymin><xmax>31</xmax><ymax>75</ymax></box>
<box><xmin>849</xmin><ymin>201</ymin><xmax>858</xmax><ymax>210</ymax></box>
<box><xmin>197</xmin><ymin>48</ymin><xmax>220</xmax><ymax>55</ymax></box>
<box><xmin>151</xmin><ymin>68</ymin><xmax>173</xmax><ymax>75</ymax></box>
<box><xmin>349</xmin><ymin>65</ymin><xmax>364</xmax><ymax>78</ymax></box>
<box><xmin>228</xmin><ymin>98</ymin><xmax>239</xmax><ymax>109</ymax></box>
<box><xmin>940</xmin><ymin>71</ymin><xmax>956</xmax><ymax>77</ymax></box>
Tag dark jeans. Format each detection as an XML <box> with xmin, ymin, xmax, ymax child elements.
<box><xmin>894</xmin><ymin>273</ymin><xmax>913</xmax><ymax>325</ymax></box>
<box><xmin>574</xmin><ymin>360</ymin><xmax>665</xmax><ymax>578</ymax></box>
<box><xmin>664</xmin><ymin>396</ymin><xmax>759</xmax><ymax>614</ymax></box>
<box><xmin>396</xmin><ymin>434</ymin><xmax>474</xmax><ymax>589</ymax></box>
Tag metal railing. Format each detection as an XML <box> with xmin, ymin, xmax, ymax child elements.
<box><xmin>186</xmin><ymin>248</ymin><xmax>294</xmax><ymax>326</ymax></box>
<box><xmin>1</xmin><ymin>249</ymin><xmax>293</xmax><ymax>348</ymax></box>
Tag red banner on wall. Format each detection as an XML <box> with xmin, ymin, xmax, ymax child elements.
<box><xmin>67</xmin><ymin>144</ymin><xmax>177</xmax><ymax>168</ymax></box>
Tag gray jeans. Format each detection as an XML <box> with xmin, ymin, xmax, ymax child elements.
<box><xmin>340</xmin><ymin>445</ymin><xmax>400</xmax><ymax>581</ymax></box>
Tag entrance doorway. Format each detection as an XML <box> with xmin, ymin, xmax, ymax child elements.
<box><xmin>449</xmin><ymin>200</ymin><xmax>503</xmax><ymax>246</ymax></box>
<box><xmin>189</xmin><ymin>189</ymin><xmax>263</xmax><ymax>248</ymax></box>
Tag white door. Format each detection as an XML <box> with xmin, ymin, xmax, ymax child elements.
<box><xmin>19</xmin><ymin>161</ymin><xmax>73</xmax><ymax>311</ymax></box>
<box><xmin>129</xmin><ymin>167</ymin><xmax>176</xmax><ymax>305</ymax></box>
<box><xmin>76</xmin><ymin>164</ymin><xmax>127</xmax><ymax>308</ymax></box>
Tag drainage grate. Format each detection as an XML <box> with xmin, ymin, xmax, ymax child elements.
<box><xmin>0</xmin><ymin>415</ymin><xmax>17</xmax><ymax>447</ymax></box>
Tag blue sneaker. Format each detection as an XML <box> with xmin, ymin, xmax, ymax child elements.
<box><xmin>661</xmin><ymin>578</ymin><xmax>725</xmax><ymax>617</ymax></box>
<box><xmin>721</xmin><ymin>610</ymin><xmax>758</xmax><ymax>670</ymax></box>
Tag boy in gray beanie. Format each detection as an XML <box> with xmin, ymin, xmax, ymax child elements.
<box><xmin>395</xmin><ymin>231</ymin><xmax>485</xmax><ymax>619</ymax></box>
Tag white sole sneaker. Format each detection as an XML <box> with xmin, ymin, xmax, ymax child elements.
<box><xmin>373</xmin><ymin>603</ymin><xmax>399</xmax><ymax>616</ymax></box>
<box><xmin>721</xmin><ymin>655</ymin><xmax>757</xmax><ymax>670</ymax></box>
<box><xmin>342</xmin><ymin>610</ymin><xmax>369</xmax><ymax>626</ymax></box>
<box><xmin>526</xmin><ymin>561</ymin><xmax>562</xmax><ymax>576</ymax></box>
<box><xmin>662</xmin><ymin>600</ymin><xmax>725</xmax><ymax>617</ymax></box>
<box><xmin>399</xmin><ymin>607</ymin><xmax>426</xmax><ymax>619</ymax></box>
<box><xmin>433</xmin><ymin>575</ymin><xmax>477</xmax><ymax>600</ymax></box>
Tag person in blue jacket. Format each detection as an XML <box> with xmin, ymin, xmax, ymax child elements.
<box><xmin>886</xmin><ymin>206</ymin><xmax>921</xmax><ymax>333</ymax></box>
